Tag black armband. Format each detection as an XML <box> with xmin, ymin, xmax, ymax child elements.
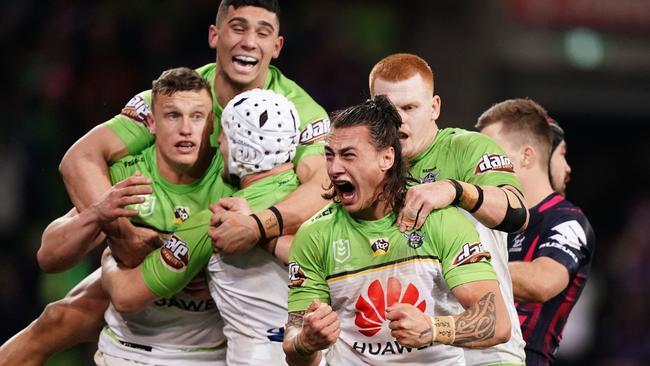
<box><xmin>268</xmin><ymin>206</ymin><xmax>284</xmax><ymax>236</ymax></box>
<box><xmin>467</xmin><ymin>185</ymin><xmax>484</xmax><ymax>213</ymax></box>
<box><xmin>492</xmin><ymin>189</ymin><xmax>527</xmax><ymax>233</ymax></box>
<box><xmin>447</xmin><ymin>179</ymin><xmax>463</xmax><ymax>206</ymax></box>
<box><xmin>250</xmin><ymin>213</ymin><xmax>267</xmax><ymax>243</ymax></box>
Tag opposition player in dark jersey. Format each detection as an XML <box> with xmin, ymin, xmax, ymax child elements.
<box><xmin>369</xmin><ymin>53</ymin><xmax>527</xmax><ymax>365</ymax></box>
<box><xmin>547</xmin><ymin>120</ymin><xmax>571</xmax><ymax>196</ymax></box>
<box><xmin>477</xmin><ymin>98</ymin><xmax>595</xmax><ymax>365</ymax></box>
<box><xmin>284</xmin><ymin>96</ymin><xmax>511</xmax><ymax>366</ymax></box>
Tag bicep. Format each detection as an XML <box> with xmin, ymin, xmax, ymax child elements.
<box><xmin>451</xmin><ymin>280</ymin><xmax>500</xmax><ymax>309</ymax></box>
<box><xmin>295</xmin><ymin>153</ymin><xmax>327</xmax><ymax>184</ymax></box>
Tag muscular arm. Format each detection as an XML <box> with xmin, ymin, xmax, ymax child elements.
<box><xmin>399</xmin><ymin>181</ymin><xmax>528</xmax><ymax>233</ymax></box>
<box><xmin>283</xmin><ymin>300</ymin><xmax>339</xmax><ymax>366</ymax></box>
<box><xmin>211</xmin><ymin>155</ymin><xmax>329</xmax><ymax>254</ymax></box>
<box><xmin>37</xmin><ymin>208</ymin><xmax>106</xmax><ymax>273</ymax></box>
<box><xmin>450</xmin><ymin>280</ymin><xmax>510</xmax><ymax>348</ymax></box>
<box><xmin>283</xmin><ymin>312</ymin><xmax>322</xmax><ymax>366</ymax></box>
<box><xmin>509</xmin><ymin>258</ymin><xmax>569</xmax><ymax>303</ymax></box>
<box><xmin>59</xmin><ymin>124</ymin><xmax>129</xmax><ymax>210</ymax></box>
<box><xmin>59</xmin><ymin>125</ymin><xmax>159</xmax><ymax>267</ymax></box>
<box><xmin>387</xmin><ymin>280</ymin><xmax>510</xmax><ymax>349</ymax></box>
<box><xmin>100</xmin><ymin>248</ymin><xmax>157</xmax><ymax>313</ymax></box>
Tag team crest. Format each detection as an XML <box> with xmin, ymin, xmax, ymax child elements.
<box><xmin>420</xmin><ymin>168</ymin><xmax>440</xmax><ymax>183</ymax></box>
<box><xmin>132</xmin><ymin>194</ymin><xmax>156</xmax><ymax>217</ymax></box>
<box><xmin>403</xmin><ymin>230</ymin><xmax>424</xmax><ymax>249</ymax></box>
<box><xmin>370</xmin><ymin>238</ymin><xmax>390</xmax><ymax>256</ymax></box>
<box><xmin>288</xmin><ymin>262</ymin><xmax>307</xmax><ymax>288</ymax></box>
<box><xmin>333</xmin><ymin>239</ymin><xmax>351</xmax><ymax>263</ymax></box>
<box><xmin>173</xmin><ymin>206</ymin><xmax>190</xmax><ymax>225</ymax></box>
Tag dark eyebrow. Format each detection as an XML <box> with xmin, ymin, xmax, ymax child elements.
<box><xmin>228</xmin><ymin>17</ymin><xmax>276</xmax><ymax>32</ymax></box>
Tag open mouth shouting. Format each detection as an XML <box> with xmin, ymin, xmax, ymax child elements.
<box><xmin>333</xmin><ymin>180</ymin><xmax>357</xmax><ymax>206</ymax></box>
<box><xmin>232</xmin><ymin>55</ymin><xmax>259</xmax><ymax>73</ymax></box>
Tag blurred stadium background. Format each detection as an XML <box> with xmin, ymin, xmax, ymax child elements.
<box><xmin>1</xmin><ymin>1</ymin><xmax>649</xmax><ymax>365</ymax></box>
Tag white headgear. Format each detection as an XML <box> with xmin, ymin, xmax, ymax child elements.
<box><xmin>221</xmin><ymin>88</ymin><xmax>300</xmax><ymax>178</ymax></box>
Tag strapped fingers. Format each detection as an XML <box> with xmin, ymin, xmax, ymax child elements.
<box><xmin>119</xmin><ymin>185</ymin><xmax>152</xmax><ymax>197</ymax></box>
<box><xmin>118</xmin><ymin>196</ymin><xmax>146</xmax><ymax>207</ymax></box>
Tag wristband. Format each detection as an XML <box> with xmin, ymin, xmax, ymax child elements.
<box><xmin>292</xmin><ymin>333</ymin><xmax>313</xmax><ymax>356</ymax></box>
<box><xmin>268</xmin><ymin>206</ymin><xmax>284</xmax><ymax>236</ymax></box>
<box><xmin>430</xmin><ymin>316</ymin><xmax>455</xmax><ymax>345</ymax></box>
<box><xmin>250</xmin><ymin>214</ymin><xmax>267</xmax><ymax>243</ymax></box>
<box><xmin>467</xmin><ymin>184</ymin><xmax>484</xmax><ymax>213</ymax></box>
<box><xmin>447</xmin><ymin>179</ymin><xmax>463</xmax><ymax>206</ymax></box>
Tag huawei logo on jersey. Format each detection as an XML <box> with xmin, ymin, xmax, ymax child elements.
<box><xmin>474</xmin><ymin>154</ymin><xmax>514</xmax><ymax>174</ymax></box>
<box><xmin>354</xmin><ymin>277</ymin><xmax>426</xmax><ymax>337</ymax></box>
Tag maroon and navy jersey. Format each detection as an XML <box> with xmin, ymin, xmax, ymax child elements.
<box><xmin>508</xmin><ymin>193</ymin><xmax>595</xmax><ymax>365</ymax></box>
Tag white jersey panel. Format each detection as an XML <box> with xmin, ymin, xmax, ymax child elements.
<box><xmin>208</xmin><ymin>247</ymin><xmax>289</xmax><ymax>366</ymax></box>
<box><xmin>99</xmin><ymin>293</ymin><xmax>225</xmax><ymax>365</ymax></box>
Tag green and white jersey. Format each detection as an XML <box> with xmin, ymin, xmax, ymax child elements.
<box><xmin>98</xmin><ymin>146</ymin><xmax>234</xmax><ymax>365</ymax></box>
<box><xmin>288</xmin><ymin>204</ymin><xmax>497</xmax><ymax>365</ymax></box>
<box><xmin>105</xmin><ymin>63</ymin><xmax>329</xmax><ymax>165</ymax></box>
<box><xmin>410</xmin><ymin>127</ymin><xmax>525</xmax><ymax>365</ymax></box>
<box><xmin>141</xmin><ymin>169</ymin><xmax>299</xmax><ymax>365</ymax></box>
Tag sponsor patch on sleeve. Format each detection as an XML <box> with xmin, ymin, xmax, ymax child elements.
<box><xmin>299</xmin><ymin>118</ymin><xmax>330</xmax><ymax>145</ymax></box>
<box><xmin>452</xmin><ymin>242</ymin><xmax>491</xmax><ymax>267</ymax></box>
<box><xmin>474</xmin><ymin>154</ymin><xmax>515</xmax><ymax>174</ymax></box>
<box><xmin>160</xmin><ymin>235</ymin><xmax>189</xmax><ymax>272</ymax></box>
<box><xmin>120</xmin><ymin>95</ymin><xmax>153</xmax><ymax>128</ymax></box>
<box><xmin>288</xmin><ymin>262</ymin><xmax>307</xmax><ymax>288</ymax></box>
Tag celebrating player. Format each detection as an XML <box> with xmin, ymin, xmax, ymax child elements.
<box><xmin>0</xmin><ymin>1</ymin><xmax>329</xmax><ymax>364</ymax></box>
<box><xmin>100</xmin><ymin>88</ymin><xmax>303</xmax><ymax>365</ymax></box>
<box><xmin>369</xmin><ymin>53</ymin><xmax>527</xmax><ymax>365</ymax></box>
<box><xmin>283</xmin><ymin>96</ymin><xmax>511</xmax><ymax>366</ymax></box>
<box><xmin>477</xmin><ymin>98</ymin><xmax>595</xmax><ymax>365</ymax></box>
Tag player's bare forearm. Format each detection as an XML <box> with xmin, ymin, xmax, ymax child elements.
<box><xmin>456</xmin><ymin>182</ymin><xmax>529</xmax><ymax>233</ymax></box>
<box><xmin>283</xmin><ymin>312</ymin><xmax>321</xmax><ymax>366</ymax></box>
<box><xmin>59</xmin><ymin>124</ymin><xmax>129</xmax><ymax>210</ymax></box>
<box><xmin>272</xmin><ymin>154</ymin><xmax>329</xmax><ymax>235</ymax></box>
<box><xmin>509</xmin><ymin>259</ymin><xmax>569</xmax><ymax>303</ymax></box>
<box><xmin>38</xmin><ymin>208</ymin><xmax>106</xmax><ymax>273</ymax></box>
<box><xmin>450</xmin><ymin>280</ymin><xmax>510</xmax><ymax>348</ymax></box>
<box><xmin>100</xmin><ymin>249</ymin><xmax>156</xmax><ymax>313</ymax></box>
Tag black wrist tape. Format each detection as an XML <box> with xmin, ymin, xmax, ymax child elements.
<box><xmin>268</xmin><ymin>206</ymin><xmax>284</xmax><ymax>236</ymax></box>
<box><xmin>250</xmin><ymin>214</ymin><xmax>267</xmax><ymax>243</ymax></box>
<box><xmin>468</xmin><ymin>185</ymin><xmax>484</xmax><ymax>213</ymax></box>
<box><xmin>448</xmin><ymin>179</ymin><xmax>463</xmax><ymax>206</ymax></box>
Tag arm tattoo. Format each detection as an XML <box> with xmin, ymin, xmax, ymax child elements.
<box><xmin>287</xmin><ymin>311</ymin><xmax>305</xmax><ymax>330</ymax></box>
<box><xmin>453</xmin><ymin>292</ymin><xmax>496</xmax><ymax>345</ymax></box>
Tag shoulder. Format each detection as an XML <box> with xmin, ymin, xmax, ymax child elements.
<box><xmin>267</xmin><ymin>66</ymin><xmax>326</xmax><ymax>113</ymax></box>
<box><xmin>543</xmin><ymin>199</ymin><xmax>595</xmax><ymax>244</ymax></box>
<box><xmin>444</xmin><ymin>128</ymin><xmax>501</xmax><ymax>150</ymax></box>
<box><xmin>424</xmin><ymin>206</ymin><xmax>474</xmax><ymax>231</ymax></box>
<box><xmin>303</xmin><ymin>203</ymin><xmax>340</xmax><ymax>228</ymax></box>
<box><xmin>194</xmin><ymin>63</ymin><xmax>216</xmax><ymax>77</ymax></box>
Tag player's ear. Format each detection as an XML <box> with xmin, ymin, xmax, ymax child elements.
<box><xmin>208</xmin><ymin>24</ymin><xmax>218</xmax><ymax>49</ymax></box>
<box><xmin>147</xmin><ymin>114</ymin><xmax>156</xmax><ymax>134</ymax></box>
<box><xmin>521</xmin><ymin>145</ymin><xmax>535</xmax><ymax>168</ymax></box>
<box><xmin>431</xmin><ymin>95</ymin><xmax>441</xmax><ymax>121</ymax></box>
<box><xmin>272</xmin><ymin>35</ymin><xmax>284</xmax><ymax>59</ymax></box>
<box><xmin>379</xmin><ymin>146</ymin><xmax>395</xmax><ymax>171</ymax></box>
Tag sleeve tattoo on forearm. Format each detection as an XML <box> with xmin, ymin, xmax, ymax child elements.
<box><xmin>453</xmin><ymin>292</ymin><xmax>496</xmax><ymax>345</ymax></box>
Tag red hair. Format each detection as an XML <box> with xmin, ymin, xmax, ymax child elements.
<box><xmin>369</xmin><ymin>53</ymin><xmax>434</xmax><ymax>93</ymax></box>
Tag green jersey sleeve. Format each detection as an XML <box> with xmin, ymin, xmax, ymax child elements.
<box><xmin>287</xmin><ymin>223</ymin><xmax>331</xmax><ymax>312</ymax></box>
<box><xmin>104</xmin><ymin>90</ymin><xmax>155</xmax><ymax>155</ymax></box>
<box><xmin>428</xmin><ymin>207</ymin><xmax>497</xmax><ymax>289</ymax></box>
<box><xmin>108</xmin><ymin>154</ymin><xmax>148</xmax><ymax>184</ymax></box>
<box><xmin>140</xmin><ymin>210</ymin><xmax>213</xmax><ymax>298</ymax></box>
<box><xmin>453</xmin><ymin>131</ymin><xmax>522</xmax><ymax>192</ymax></box>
